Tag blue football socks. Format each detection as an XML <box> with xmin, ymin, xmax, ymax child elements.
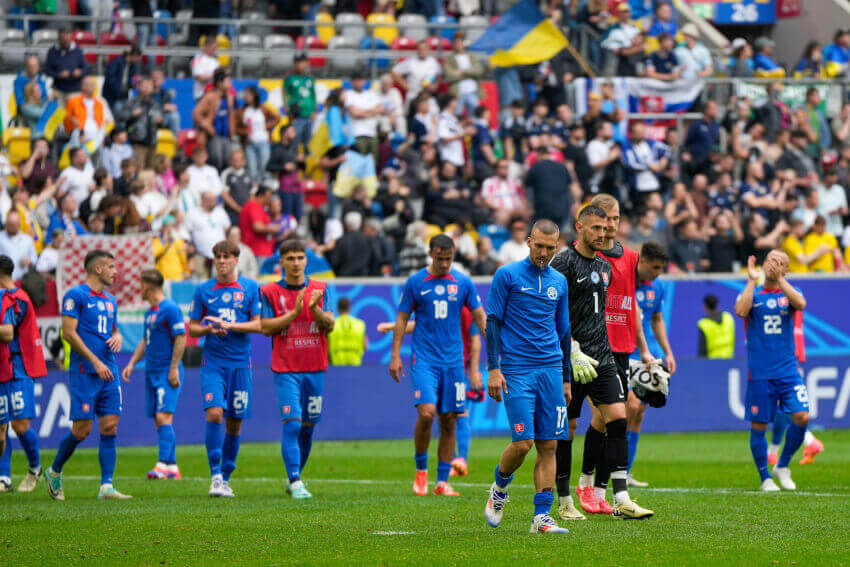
<box><xmin>533</xmin><ymin>489</ymin><xmax>554</xmax><ymax>516</ymax></box>
<box><xmin>51</xmin><ymin>432</ymin><xmax>81</xmax><ymax>474</ymax></box>
<box><xmin>221</xmin><ymin>434</ymin><xmax>240</xmax><ymax>481</ymax></box>
<box><xmin>98</xmin><ymin>434</ymin><xmax>117</xmax><ymax>485</ymax></box>
<box><xmin>437</xmin><ymin>460</ymin><xmax>452</xmax><ymax>483</ymax></box>
<box><xmin>298</xmin><ymin>425</ymin><xmax>315</xmax><ymax>474</ymax></box>
<box><xmin>778</xmin><ymin>423</ymin><xmax>806</xmax><ymax>468</ymax></box>
<box><xmin>19</xmin><ymin>428</ymin><xmax>40</xmax><ymax>471</ymax></box>
<box><xmin>205</xmin><ymin>421</ymin><xmax>223</xmax><ymax>476</ymax></box>
<box><xmin>157</xmin><ymin>424</ymin><xmax>176</xmax><ymax>465</ymax></box>
<box><xmin>455</xmin><ymin>415</ymin><xmax>471</xmax><ymax>461</ymax></box>
<box><xmin>749</xmin><ymin>428</ymin><xmax>770</xmax><ymax>482</ymax></box>
<box><xmin>414</xmin><ymin>452</ymin><xmax>428</xmax><ymax>472</ymax></box>
<box><xmin>771</xmin><ymin>412</ymin><xmax>790</xmax><ymax>447</ymax></box>
<box><xmin>494</xmin><ymin>464</ymin><xmax>513</xmax><ymax>489</ymax></box>
<box><xmin>282</xmin><ymin>420</ymin><xmax>302</xmax><ymax>482</ymax></box>
<box><xmin>627</xmin><ymin>430</ymin><xmax>640</xmax><ymax>473</ymax></box>
<box><xmin>0</xmin><ymin>437</ymin><xmax>10</xmax><ymax>477</ymax></box>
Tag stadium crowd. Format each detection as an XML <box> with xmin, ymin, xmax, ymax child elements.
<box><xmin>0</xmin><ymin>0</ymin><xmax>848</xmax><ymax>302</ymax></box>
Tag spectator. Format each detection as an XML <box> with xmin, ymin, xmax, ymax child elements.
<box><xmin>184</xmin><ymin>191</ymin><xmax>231</xmax><ymax>264</ymax></box>
<box><xmin>220</xmin><ymin>149</ymin><xmax>253</xmax><ymax>225</ymax></box>
<box><xmin>100</xmin><ymin>128</ymin><xmax>134</xmax><ymax>180</ymax></box>
<box><xmin>152</xmin><ymin>216</ymin><xmax>190</xmax><ymax>280</ymax></box>
<box><xmin>283</xmin><ymin>54</ymin><xmax>317</xmax><ymax>150</ymax></box>
<box><xmin>629</xmin><ymin>208</ymin><xmax>665</xmax><ymax>245</ymax></box>
<box><xmin>753</xmin><ymin>37</ymin><xmax>786</xmax><ymax>78</ymax></box>
<box><xmin>321</xmin><ymin>89</ymin><xmax>353</xmax><ymax>209</ymax></box>
<box><xmin>64</xmin><ymin>75</ymin><xmax>111</xmax><ymax>150</ymax></box>
<box><xmin>697</xmin><ymin>294</ymin><xmax>735</xmax><ymax>359</ymax></box>
<box><xmin>398</xmin><ymin>220</ymin><xmax>430</xmax><ymax>276</ymax></box>
<box><xmin>708</xmin><ymin>172</ymin><xmax>738</xmax><ymax>213</ymax></box>
<box><xmin>0</xmin><ymin>210</ymin><xmax>38</xmax><ymax>279</ymax></box>
<box><xmin>35</xmin><ymin>228</ymin><xmax>64</xmax><ymax>276</ymax></box>
<box><xmin>524</xmin><ymin>99</ymin><xmax>551</xmax><ymax>152</ymax></box>
<box><xmin>45</xmin><ymin>28</ymin><xmax>87</xmax><ymax>103</ymax></box>
<box><xmin>186</xmin><ymin>145</ymin><xmax>224</xmax><ymax>197</ymax></box>
<box><xmin>46</xmin><ymin>193</ymin><xmax>87</xmax><ymax>245</ymax></box>
<box><xmin>151</xmin><ymin>69</ymin><xmax>181</xmax><ymax>134</ymax></box>
<box><xmin>378</xmin><ymin>74</ymin><xmax>405</xmax><ymax>137</ymax></box>
<box><xmin>742</xmin><ymin>213</ymin><xmax>787</xmax><ymax>265</ymax></box>
<box><xmin>119</xmin><ymin>76</ymin><xmax>163</xmax><ymax>170</ymax></box>
<box><xmin>79</xmin><ymin>168</ymin><xmax>111</xmax><ymax>226</ymax></box>
<box><xmin>622</xmin><ymin>121</ymin><xmax>668</xmax><ymax>202</ymax></box>
<box><xmin>562</xmin><ymin>126</ymin><xmax>594</xmax><ymax>192</ymax></box>
<box><xmin>783</xmin><ymin>217</ymin><xmax>831</xmax><ymax>273</ymax></box>
<box><xmin>102</xmin><ymin>45</ymin><xmax>142</xmax><ymax>112</ymax></box>
<box><xmin>236</xmin><ymin>85</ymin><xmax>279</xmax><ymax>183</ymax></box>
<box><xmin>645</xmin><ymin>33</ymin><xmax>681</xmax><ymax>81</ymax></box>
<box><xmin>239</xmin><ymin>184</ymin><xmax>276</xmax><ymax>261</ymax></box>
<box><xmin>346</xmin><ymin>71</ymin><xmax>384</xmax><ymax>161</ymax></box>
<box><xmin>328</xmin><ymin>211</ymin><xmax>380</xmax><ymax>276</ymax></box>
<box><xmin>669</xmin><ymin>218</ymin><xmax>709</xmax><ymax>273</ymax></box>
<box><xmin>267</xmin><ymin>124</ymin><xmax>304</xmax><ymax>221</ymax></box>
<box><xmin>803</xmin><ymin>87</ymin><xmax>831</xmax><ymax>151</ymax></box>
<box><xmin>223</xmin><ymin>225</ymin><xmax>259</xmax><ymax>280</ymax></box>
<box><xmin>192</xmin><ymin>68</ymin><xmax>236</xmax><ymax>171</ymax></box>
<box><xmin>577</xmin><ymin>0</ymin><xmax>607</xmax><ymax>68</ymax></box>
<box><xmin>804</xmin><ymin>216</ymin><xmax>842</xmax><ymax>272</ymax></box>
<box><xmin>601</xmin><ymin>2</ymin><xmax>644</xmax><ymax>76</ymax></box>
<box><xmin>525</xmin><ymin>146</ymin><xmax>578</xmax><ymax>228</ymax></box>
<box><xmin>683</xmin><ymin>100</ymin><xmax>720</xmax><ymax>174</ymax></box>
<box><xmin>794</xmin><ymin>41</ymin><xmax>823</xmax><ymax>78</ymax></box>
<box><xmin>480</xmin><ymin>159</ymin><xmax>527</xmax><ymax>225</ymax></box>
<box><xmin>56</xmin><ymin>147</ymin><xmax>95</xmax><ymax>206</ymax></box>
<box><xmin>647</xmin><ymin>2</ymin><xmax>677</xmax><ymax>37</ymax></box>
<box><xmin>664</xmin><ymin>181</ymin><xmax>699</xmax><ymax>229</ymax></box>
<box><xmin>469</xmin><ymin>236</ymin><xmax>500</xmax><ymax>276</ymax></box>
<box><xmin>818</xmin><ymin>169</ymin><xmax>848</xmax><ymax>236</ymax></box>
<box><xmin>130</xmin><ymin>0</ymin><xmax>155</xmax><ymax>72</ymax></box>
<box><xmin>777</xmin><ymin>129</ymin><xmax>818</xmax><ymax>189</ymax></box>
<box><xmin>444</xmin><ymin>31</ymin><xmax>485</xmax><ymax>117</ymax></box>
<box><xmin>174</xmin><ymin>165</ymin><xmax>200</xmax><ymax>218</ymax></box>
<box><xmin>191</xmin><ymin>35</ymin><xmax>220</xmax><ymax>100</ymax></box>
<box><xmin>10</xmin><ymin>181</ymin><xmax>54</xmax><ymax>254</ymax></box>
<box><xmin>470</xmin><ymin>105</ymin><xmax>498</xmax><ymax>182</ymax></box>
<box><xmin>823</xmin><ymin>28</ymin><xmax>850</xmax><ymax>78</ymax></box>
<box><xmin>436</xmin><ymin>95</ymin><xmax>471</xmax><ymax>169</ymax></box>
<box><xmin>154</xmin><ymin>154</ymin><xmax>177</xmax><ymax>196</ymax></box>
<box><xmin>364</xmin><ymin>217</ymin><xmax>395</xmax><ymax>275</ymax></box>
<box><xmin>14</xmin><ymin>55</ymin><xmax>48</xmax><ymax>111</ymax></box>
<box><xmin>498</xmin><ymin>218</ymin><xmax>530</xmax><ymax>264</ymax></box>
<box><xmin>739</xmin><ymin>160</ymin><xmax>783</xmax><ymax>221</ymax></box>
<box><xmin>675</xmin><ymin>23</ymin><xmax>713</xmax><ymax>79</ymax></box>
<box><xmin>391</xmin><ymin>40</ymin><xmax>441</xmax><ymax>104</ymax></box>
<box><xmin>791</xmin><ymin>188</ymin><xmax>822</xmax><ymax>231</ymax></box>
<box><xmin>131</xmin><ymin>173</ymin><xmax>173</xmax><ymax>231</ymax></box>
<box><xmin>114</xmin><ymin>158</ymin><xmax>138</xmax><ymax>197</ymax></box>
<box><xmin>19</xmin><ymin>139</ymin><xmax>58</xmax><ymax>194</ymax></box>
<box><xmin>728</xmin><ymin>39</ymin><xmax>754</xmax><ymax>77</ymax></box>
<box><xmin>706</xmin><ymin>209</ymin><xmax>744</xmax><ymax>272</ymax></box>
<box><xmin>585</xmin><ymin>120</ymin><xmax>621</xmax><ymax>195</ymax></box>
<box><xmin>19</xmin><ymin>80</ymin><xmax>48</xmax><ymax>139</ymax></box>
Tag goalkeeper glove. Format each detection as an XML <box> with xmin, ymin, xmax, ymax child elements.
<box><xmin>570</xmin><ymin>341</ymin><xmax>599</xmax><ymax>384</ymax></box>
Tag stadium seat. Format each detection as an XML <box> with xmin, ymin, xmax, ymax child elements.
<box><xmin>303</xmin><ymin>180</ymin><xmax>328</xmax><ymax>209</ymax></box>
<box><xmin>237</xmin><ymin>34</ymin><xmax>264</xmax><ymax>75</ymax></box>
<box><xmin>426</xmin><ymin>36</ymin><xmax>452</xmax><ymax>54</ymax></box>
<box><xmin>2</xmin><ymin>126</ymin><xmax>31</xmax><ymax>166</ymax></box>
<box><xmin>31</xmin><ymin>28</ymin><xmax>58</xmax><ymax>48</ymax></box>
<box><xmin>367</xmin><ymin>13</ymin><xmax>398</xmax><ymax>45</ymax></box>
<box><xmin>459</xmin><ymin>15</ymin><xmax>488</xmax><ymax>44</ymax></box>
<box><xmin>398</xmin><ymin>14</ymin><xmax>427</xmax><ymax>40</ymax></box>
<box><xmin>147</xmin><ymin>35</ymin><xmax>167</xmax><ymax>66</ymax></box>
<box><xmin>72</xmin><ymin>30</ymin><xmax>97</xmax><ymax>64</ymax></box>
<box><xmin>265</xmin><ymin>34</ymin><xmax>295</xmax><ymax>74</ymax></box>
<box><xmin>478</xmin><ymin>223</ymin><xmax>510</xmax><ymax>250</ymax></box>
<box><xmin>314</xmin><ymin>12</ymin><xmax>336</xmax><ymax>44</ymax></box>
<box><xmin>243</xmin><ymin>11</ymin><xmax>268</xmax><ymax>37</ymax></box>
<box><xmin>116</xmin><ymin>8</ymin><xmax>136</xmax><ymax>40</ymax></box>
<box><xmin>328</xmin><ymin>36</ymin><xmax>361</xmax><ymax>75</ymax></box>
<box><xmin>391</xmin><ymin>36</ymin><xmax>418</xmax><ymax>51</ymax></box>
<box><xmin>426</xmin><ymin>223</ymin><xmax>443</xmax><ymax>241</ymax></box>
<box><xmin>169</xmin><ymin>9</ymin><xmax>192</xmax><ymax>46</ymax></box>
<box><xmin>295</xmin><ymin>35</ymin><xmax>327</xmax><ymax>68</ymax></box>
<box><xmin>336</xmin><ymin>12</ymin><xmax>366</xmax><ymax>43</ymax></box>
<box><xmin>177</xmin><ymin>129</ymin><xmax>200</xmax><ymax>159</ymax></box>
<box><xmin>429</xmin><ymin>15</ymin><xmax>457</xmax><ymax>41</ymax></box>
<box><xmin>359</xmin><ymin>36</ymin><xmax>390</xmax><ymax>71</ymax></box>
<box><xmin>156</xmin><ymin>128</ymin><xmax>176</xmax><ymax>158</ymax></box>
<box><xmin>0</xmin><ymin>29</ymin><xmax>26</xmax><ymax>70</ymax></box>
<box><xmin>153</xmin><ymin>9</ymin><xmax>172</xmax><ymax>40</ymax></box>
<box><xmin>100</xmin><ymin>32</ymin><xmax>132</xmax><ymax>64</ymax></box>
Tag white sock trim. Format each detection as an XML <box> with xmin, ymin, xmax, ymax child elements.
<box><xmin>578</xmin><ymin>473</ymin><xmax>594</xmax><ymax>488</ymax></box>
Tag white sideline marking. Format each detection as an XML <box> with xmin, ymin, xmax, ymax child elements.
<box><xmin>371</xmin><ymin>531</ymin><xmax>416</xmax><ymax>536</ymax></box>
<box><xmin>60</xmin><ymin>476</ymin><xmax>850</xmax><ymax>498</ymax></box>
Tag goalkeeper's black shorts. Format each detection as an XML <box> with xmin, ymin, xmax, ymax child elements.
<box><xmin>567</xmin><ymin>361</ymin><xmax>626</xmax><ymax>419</ymax></box>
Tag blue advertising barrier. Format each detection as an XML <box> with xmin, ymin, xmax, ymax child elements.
<box><xmin>13</xmin><ymin>357</ymin><xmax>850</xmax><ymax>450</ymax></box>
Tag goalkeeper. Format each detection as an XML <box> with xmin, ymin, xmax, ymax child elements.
<box><xmin>549</xmin><ymin>205</ymin><xmax>654</xmax><ymax>520</ymax></box>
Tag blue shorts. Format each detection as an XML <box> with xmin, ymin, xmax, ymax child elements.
<box><xmin>145</xmin><ymin>368</ymin><xmax>184</xmax><ymax>418</ymax></box>
<box><xmin>410</xmin><ymin>362</ymin><xmax>465</xmax><ymax>415</ymax></box>
<box><xmin>273</xmin><ymin>372</ymin><xmax>325</xmax><ymax>423</ymax></box>
<box><xmin>503</xmin><ymin>366</ymin><xmax>567</xmax><ymax>442</ymax></box>
<box><xmin>0</xmin><ymin>378</ymin><xmax>36</xmax><ymax>421</ymax></box>
<box><xmin>745</xmin><ymin>375</ymin><xmax>810</xmax><ymax>423</ymax></box>
<box><xmin>69</xmin><ymin>369</ymin><xmax>123</xmax><ymax>421</ymax></box>
<box><xmin>200</xmin><ymin>365</ymin><xmax>253</xmax><ymax>419</ymax></box>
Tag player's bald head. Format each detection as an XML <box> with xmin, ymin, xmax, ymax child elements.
<box><xmin>530</xmin><ymin>219</ymin><xmax>559</xmax><ymax>238</ymax></box>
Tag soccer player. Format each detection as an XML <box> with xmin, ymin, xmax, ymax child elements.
<box><xmin>389</xmin><ymin>234</ymin><xmax>486</xmax><ymax>496</ymax></box>
<box><xmin>735</xmin><ymin>251</ymin><xmax>810</xmax><ymax>491</ymax></box>
<box><xmin>627</xmin><ymin>242</ymin><xmax>675</xmax><ymax>484</ymax></box>
<box><xmin>122</xmin><ymin>269</ymin><xmax>186</xmax><ymax>480</ymax></box>
<box><xmin>0</xmin><ymin>255</ymin><xmax>47</xmax><ymax>493</ymax></box>
<box><xmin>260</xmin><ymin>240</ymin><xmax>335</xmax><ymax>500</ymax></box>
<box><xmin>483</xmin><ymin>219</ymin><xmax>570</xmax><ymax>533</ymax></box>
<box><xmin>46</xmin><ymin>250</ymin><xmax>130</xmax><ymax>501</ymax></box>
<box><xmin>189</xmin><ymin>240</ymin><xmax>263</xmax><ymax>497</ymax></box>
<box><xmin>550</xmin><ymin>205</ymin><xmax>654</xmax><ymax>519</ymax></box>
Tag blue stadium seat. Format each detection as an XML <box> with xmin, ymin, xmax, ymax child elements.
<box><xmin>429</xmin><ymin>15</ymin><xmax>457</xmax><ymax>41</ymax></box>
<box><xmin>478</xmin><ymin>224</ymin><xmax>510</xmax><ymax>250</ymax></box>
<box><xmin>359</xmin><ymin>36</ymin><xmax>390</xmax><ymax>71</ymax></box>
<box><xmin>153</xmin><ymin>10</ymin><xmax>172</xmax><ymax>40</ymax></box>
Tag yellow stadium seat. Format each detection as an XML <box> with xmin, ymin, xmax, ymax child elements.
<box><xmin>367</xmin><ymin>13</ymin><xmax>398</xmax><ymax>45</ymax></box>
<box><xmin>426</xmin><ymin>223</ymin><xmax>442</xmax><ymax>241</ymax></box>
<box><xmin>270</xmin><ymin>114</ymin><xmax>291</xmax><ymax>144</ymax></box>
<box><xmin>156</xmin><ymin>129</ymin><xmax>176</xmax><ymax>158</ymax></box>
<box><xmin>200</xmin><ymin>34</ymin><xmax>232</xmax><ymax>67</ymax></box>
<box><xmin>315</xmin><ymin>13</ymin><xmax>336</xmax><ymax>44</ymax></box>
<box><xmin>2</xmin><ymin>126</ymin><xmax>31</xmax><ymax>165</ymax></box>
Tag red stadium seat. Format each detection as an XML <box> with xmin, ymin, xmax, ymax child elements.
<box><xmin>426</xmin><ymin>36</ymin><xmax>451</xmax><ymax>52</ymax></box>
<box><xmin>72</xmin><ymin>30</ymin><xmax>97</xmax><ymax>64</ymax></box>
<box><xmin>142</xmin><ymin>36</ymin><xmax>167</xmax><ymax>66</ymax></box>
<box><xmin>391</xmin><ymin>36</ymin><xmax>418</xmax><ymax>51</ymax></box>
<box><xmin>295</xmin><ymin>36</ymin><xmax>327</xmax><ymax>68</ymax></box>
<box><xmin>100</xmin><ymin>32</ymin><xmax>132</xmax><ymax>63</ymax></box>
<box><xmin>303</xmin><ymin>180</ymin><xmax>327</xmax><ymax>208</ymax></box>
<box><xmin>177</xmin><ymin>129</ymin><xmax>200</xmax><ymax>159</ymax></box>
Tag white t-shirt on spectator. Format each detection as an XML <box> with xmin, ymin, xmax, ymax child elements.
<box><xmin>601</xmin><ymin>22</ymin><xmax>641</xmax><ymax>51</ymax></box>
<box><xmin>453</xmin><ymin>54</ymin><xmax>478</xmax><ymax>95</ymax></box>
<box><xmin>379</xmin><ymin>87</ymin><xmax>405</xmax><ymax>135</ymax></box>
<box><xmin>132</xmin><ymin>191</ymin><xmax>169</xmax><ymax>230</ymax></box>
<box><xmin>674</xmin><ymin>42</ymin><xmax>712</xmax><ymax>79</ymax></box>
<box><xmin>818</xmin><ymin>183</ymin><xmax>848</xmax><ymax>236</ymax></box>
<box><xmin>498</xmin><ymin>239</ymin><xmax>530</xmax><ymax>264</ymax></box>
<box><xmin>346</xmin><ymin>89</ymin><xmax>381</xmax><ymax>138</ymax></box>
<box><xmin>177</xmin><ymin>185</ymin><xmax>201</xmax><ymax>217</ymax></box>
<box><xmin>586</xmin><ymin>138</ymin><xmax>615</xmax><ymax>192</ymax></box>
<box><xmin>35</xmin><ymin>246</ymin><xmax>59</xmax><ymax>273</ymax></box>
<box><xmin>437</xmin><ymin>111</ymin><xmax>465</xmax><ymax>167</ymax></box>
<box><xmin>191</xmin><ymin>53</ymin><xmax>220</xmax><ymax>99</ymax></box>
<box><xmin>186</xmin><ymin>163</ymin><xmax>224</xmax><ymax>197</ymax></box>
<box><xmin>480</xmin><ymin>176</ymin><xmax>525</xmax><ymax>212</ymax></box>
<box><xmin>0</xmin><ymin>231</ymin><xmax>37</xmax><ymax>280</ymax></box>
<box><xmin>82</xmin><ymin>98</ymin><xmax>99</xmax><ymax>141</ymax></box>
<box><xmin>392</xmin><ymin>56</ymin><xmax>442</xmax><ymax>101</ymax></box>
<box><xmin>242</xmin><ymin>107</ymin><xmax>269</xmax><ymax>145</ymax></box>
<box><xmin>57</xmin><ymin>162</ymin><xmax>95</xmax><ymax>206</ymax></box>
<box><xmin>184</xmin><ymin>205</ymin><xmax>231</xmax><ymax>259</ymax></box>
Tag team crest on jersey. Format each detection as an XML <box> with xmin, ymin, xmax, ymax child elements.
<box><xmin>447</xmin><ymin>285</ymin><xmax>458</xmax><ymax>295</ymax></box>
<box><xmin>766</xmin><ymin>299</ymin><xmax>777</xmax><ymax>309</ymax></box>
<box><xmin>435</xmin><ymin>285</ymin><xmax>445</xmax><ymax>296</ymax></box>
<box><xmin>222</xmin><ymin>292</ymin><xmax>232</xmax><ymax>303</ymax></box>
<box><xmin>778</xmin><ymin>297</ymin><xmax>788</xmax><ymax>307</ymax></box>
<box><xmin>64</xmin><ymin>298</ymin><xmax>74</xmax><ymax>311</ymax></box>
<box><xmin>647</xmin><ymin>290</ymin><xmax>655</xmax><ymax>300</ymax></box>
<box><xmin>591</xmin><ymin>272</ymin><xmax>600</xmax><ymax>284</ymax></box>
<box><xmin>106</xmin><ymin>302</ymin><xmax>114</xmax><ymax>312</ymax></box>
<box><xmin>514</xmin><ymin>423</ymin><xmax>524</xmax><ymax>433</ymax></box>
<box><xmin>97</xmin><ymin>301</ymin><xmax>105</xmax><ymax>311</ymax></box>
<box><xmin>234</xmin><ymin>292</ymin><xmax>244</xmax><ymax>302</ymax></box>
<box><xmin>547</xmin><ymin>286</ymin><xmax>558</xmax><ymax>300</ymax></box>
<box><xmin>636</xmin><ymin>291</ymin><xmax>644</xmax><ymax>301</ymax></box>
<box><xmin>149</xmin><ymin>314</ymin><xmax>157</xmax><ymax>323</ymax></box>
<box><xmin>205</xmin><ymin>393</ymin><xmax>214</xmax><ymax>402</ymax></box>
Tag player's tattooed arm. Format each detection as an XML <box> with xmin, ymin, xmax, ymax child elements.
<box><xmin>62</xmin><ymin>315</ymin><xmax>114</xmax><ymax>381</ymax></box>
<box><xmin>469</xmin><ymin>333</ymin><xmax>482</xmax><ymax>390</ymax></box>
<box><xmin>169</xmin><ymin>334</ymin><xmax>186</xmax><ymax>387</ymax></box>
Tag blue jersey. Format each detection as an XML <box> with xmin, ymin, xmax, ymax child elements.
<box><xmin>631</xmin><ymin>280</ymin><xmax>665</xmax><ymax>360</ymax></box>
<box><xmin>487</xmin><ymin>258</ymin><xmax>570</xmax><ymax>370</ymax></box>
<box><xmin>144</xmin><ymin>298</ymin><xmax>186</xmax><ymax>373</ymax></box>
<box><xmin>745</xmin><ymin>286</ymin><xmax>799</xmax><ymax>381</ymax></box>
<box><xmin>61</xmin><ymin>284</ymin><xmax>118</xmax><ymax>374</ymax></box>
<box><xmin>398</xmin><ymin>268</ymin><xmax>481</xmax><ymax>367</ymax></box>
<box><xmin>189</xmin><ymin>276</ymin><xmax>262</xmax><ymax>368</ymax></box>
<box><xmin>1</xmin><ymin>288</ymin><xmax>28</xmax><ymax>380</ymax></box>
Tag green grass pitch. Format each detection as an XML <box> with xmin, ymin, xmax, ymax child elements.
<box><xmin>3</xmin><ymin>430</ymin><xmax>849</xmax><ymax>565</ymax></box>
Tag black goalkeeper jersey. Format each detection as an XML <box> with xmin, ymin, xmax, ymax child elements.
<box><xmin>550</xmin><ymin>244</ymin><xmax>614</xmax><ymax>366</ymax></box>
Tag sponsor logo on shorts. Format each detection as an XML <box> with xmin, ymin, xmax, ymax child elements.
<box><xmin>414</xmin><ymin>390</ymin><xmax>421</xmax><ymax>399</ymax></box>
<box><xmin>205</xmin><ymin>393</ymin><xmax>214</xmax><ymax>402</ymax></box>
<box><xmin>82</xmin><ymin>403</ymin><xmax>90</xmax><ymax>413</ymax></box>
<box><xmin>514</xmin><ymin>423</ymin><xmax>524</xmax><ymax>433</ymax></box>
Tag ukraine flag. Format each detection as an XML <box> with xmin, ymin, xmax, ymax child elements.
<box><xmin>470</xmin><ymin>0</ymin><xmax>568</xmax><ymax>67</ymax></box>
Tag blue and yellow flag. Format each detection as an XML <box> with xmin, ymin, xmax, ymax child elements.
<box><xmin>470</xmin><ymin>0</ymin><xmax>568</xmax><ymax>67</ymax></box>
